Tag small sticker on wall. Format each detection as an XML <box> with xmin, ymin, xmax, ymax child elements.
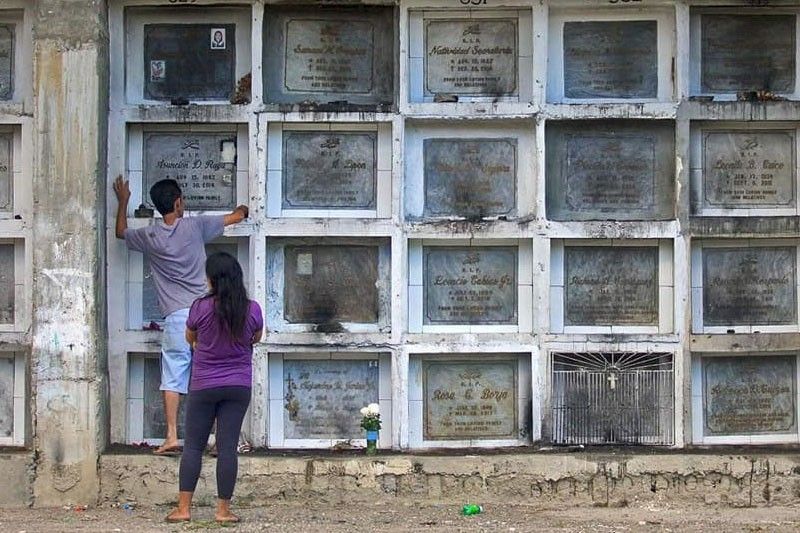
<box><xmin>297</xmin><ymin>253</ymin><xmax>313</xmax><ymax>276</ymax></box>
<box><xmin>210</xmin><ymin>28</ymin><xmax>226</xmax><ymax>50</ymax></box>
<box><xmin>150</xmin><ymin>60</ymin><xmax>165</xmax><ymax>82</ymax></box>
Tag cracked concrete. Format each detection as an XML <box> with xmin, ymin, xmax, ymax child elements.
<box><xmin>92</xmin><ymin>451</ymin><xmax>800</xmax><ymax>509</ymax></box>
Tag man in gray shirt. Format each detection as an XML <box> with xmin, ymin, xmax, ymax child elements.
<box><xmin>113</xmin><ymin>176</ymin><xmax>249</xmax><ymax>454</ymax></box>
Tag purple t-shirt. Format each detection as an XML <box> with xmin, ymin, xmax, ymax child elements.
<box><xmin>123</xmin><ymin>215</ymin><xmax>224</xmax><ymax>317</ymax></box>
<box><xmin>186</xmin><ymin>297</ymin><xmax>263</xmax><ymax>391</ymax></box>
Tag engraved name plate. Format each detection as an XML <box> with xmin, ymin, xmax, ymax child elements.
<box><xmin>425</xmin><ymin>19</ymin><xmax>518</xmax><ymax>96</ymax></box>
<box><xmin>0</xmin><ymin>357</ymin><xmax>12</xmax><ymax>438</ymax></box>
<box><xmin>703</xmin><ymin>247</ymin><xmax>797</xmax><ymax>326</ymax></box>
<box><xmin>263</xmin><ymin>7</ymin><xmax>394</xmax><ymax>105</ymax></box>
<box><xmin>424</xmin><ymin>246</ymin><xmax>517</xmax><ymax>325</ymax></box>
<box><xmin>283</xmin><ymin>131</ymin><xmax>377</xmax><ymax>209</ymax></box>
<box><xmin>0</xmin><ymin>244</ymin><xmax>13</xmax><ymax>325</ymax></box>
<box><xmin>424</xmin><ymin>360</ymin><xmax>517</xmax><ymax>440</ymax></box>
<box><xmin>0</xmin><ymin>25</ymin><xmax>14</xmax><ymax>100</ymax></box>
<box><xmin>285</xmin><ymin>20</ymin><xmax>373</xmax><ymax>94</ymax></box>
<box><xmin>546</xmin><ymin>121</ymin><xmax>675</xmax><ymax>220</ymax></box>
<box><xmin>703</xmin><ymin>356</ymin><xmax>797</xmax><ymax>436</ymax></box>
<box><xmin>564</xmin><ymin>20</ymin><xmax>658</xmax><ymax>99</ymax></box>
<box><xmin>0</xmin><ymin>134</ymin><xmax>12</xmax><ymax>211</ymax></box>
<box><xmin>284</xmin><ymin>245</ymin><xmax>379</xmax><ymax>324</ymax></box>
<box><xmin>703</xmin><ymin>130</ymin><xmax>795</xmax><ymax>208</ymax></box>
<box><xmin>144</xmin><ymin>24</ymin><xmax>236</xmax><ymax>100</ymax></box>
<box><xmin>143</xmin><ymin>356</ymin><xmax>185</xmax><ymax>439</ymax></box>
<box><xmin>423</xmin><ymin>138</ymin><xmax>516</xmax><ymax>218</ymax></box>
<box><xmin>701</xmin><ymin>15</ymin><xmax>796</xmax><ymax>93</ymax></box>
<box><xmin>283</xmin><ymin>359</ymin><xmax>379</xmax><ymax>439</ymax></box>
<box><xmin>565</xmin><ymin>246</ymin><xmax>659</xmax><ymax>326</ymax></box>
<box><xmin>144</xmin><ymin>132</ymin><xmax>237</xmax><ymax>210</ymax></box>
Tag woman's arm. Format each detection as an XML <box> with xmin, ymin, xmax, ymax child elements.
<box><xmin>251</xmin><ymin>329</ymin><xmax>263</xmax><ymax>345</ymax></box>
<box><xmin>185</xmin><ymin>328</ymin><xmax>197</xmax><ymax>349</ymax></box>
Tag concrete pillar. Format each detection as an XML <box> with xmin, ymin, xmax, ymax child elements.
<box><xmin>30</xmin><ymin>0</ymin><xmax>108</xmax><ymax>505</ymax></box>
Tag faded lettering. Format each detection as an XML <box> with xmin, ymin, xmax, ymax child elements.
<box><xmin>424</xmin><ymin>361</ymin><xmax>517</xmax><ymax>439</ymax></box>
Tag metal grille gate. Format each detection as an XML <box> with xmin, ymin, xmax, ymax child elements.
<box><xmin>551</xmin><ymin>352</ymin><xmax>675</xmax><ymax>445</ymax></box>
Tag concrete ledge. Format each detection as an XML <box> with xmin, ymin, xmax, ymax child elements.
<box><xmin>98</xmin><ymin>451</ymin><xmax>800</xmax><ymax>508</ymax></box>
<box><xmin>0</xmin><ymin>452</ymin><xmax>34</xmax><ymax>507</ymax></box>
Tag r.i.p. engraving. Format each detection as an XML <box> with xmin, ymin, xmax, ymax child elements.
<box><xmin>423</xmin><ymin>360</ymin><xmax>517</xmax><ymax>440</ymax></box>
<box><xmin>703</xmin><ymin>131</ymin><xmax>795</xmax><ymax>208</ymax></box>
<box><xmin>565</xmin><ymin>246</ymin><xmax>659</xmax><ymax>326</ymax></box>
<box><xmin>144</xmin><ymin>132</ymin><xmax>237</xmax><ymax>210</ymax></box>
<box><xmin>563</xmin><ymin>20</ymin><xmax>658</xmax><ymax>99</ymax></box>
<box><xmin>283</xmin><ymin>131</ymin><xmax>377</xmax><ymax>209</ymax></box>
<box><xmin>425</xmin><ymin>19</ymin><xmax>518</xmax><ymax>96</ymax></box>
<box><xmin>703</xmin><ymin>356</ymin><xmax>797</xmax><ymax>436</ymax></box>
<box><xmin>283</xmin><ymin>359</ymin><xmax>379</xmax><ymax>439</ymax></box>
<box><xmin>703</xmin><ymin>247</ymin><xmax>797</xmax><ymax>326</ymax></box>
<box><xmin>284</xmin><ymin>19</ymin><xmax>374</xmax><ymax>94</ymax></box>
<box><xmin>423</xmin><ymin>138</ymin><xmax>516</xmax><ymax>218</ymax></box>
<box><xmin>423</xmin><ymin>247</ymin><xmax>517</xmax><ymax>325</ymax></box>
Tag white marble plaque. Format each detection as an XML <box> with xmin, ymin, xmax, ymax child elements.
<box><xmin>423</xmin><ymin>138</ymin><xmax>516</xmax><ymax>218</ymax></box>
<box><xmin>703</xmin><ymin>131</ymin><xmax>795</xmax><ymax>208</ymax></box>
<box><xmin>0</xmin><ymin>134</ymin><xmax>11</xmax><ymax>211</ymax></box>
<box><xmin>283</xmin><ymin>131</ymin><xmax>377</xmax><ymax>209</ymax></box>
<box><xmin>284</xmin><ymin>20</ymin><xmax>374</xmax><ymax>94</ymax></box>
<box><xmin>546</xmin><ymin>121</ymin><xmax>675</xmax><ymax>221</ymax></box>
<box><xmin>703</xmin><ymin>247</ymin><xmax>797</xmax><ymax>326</ymax></box>
<box><xmin>0</xmin><ymin>25</ymin><xmax>13</xmax><ymax>100</ymax></box>
<box><xmin>565</xmin><ymin>247</ymin><xmax>659</xmax><ymax>326</ymax></box>
<box><xmin>563</xmin><ymin>20</ymin><xmax>658</xmax><ymax>99</ymax></box>
<box><xmin>704</xmin><ymin>356</ymin><xmax>797</xmax><ymax>436</ymax></box>
<box><xmin>0</xmin><ymin>357</ymin><xmax>12</xmax><ymax>438</ymax></box>
<box><xmin>263</xmin><ymin>7</ymin><xmax>395</xmax><ymax>105</ymax></box>
<box><xmin>423</xmin><ymin>360</ymin><xmax>517</xmax><ymax>440</ymax></box>
<box><xmin>425</xmin><ymin>19</ymin><xmax>518</xmax><ymax>96</ymax></box>
<box><xmin>283</xmin><ymin>359</ymin><xmax>379</xmax><ymax>439</ymax></box>
<box><xmin>424</xmin><ymin>247</ymin><xmax>518</xmax><ymax>325</ymax></box>
<box><xmin>144</xmin><ymin>132</ymin><xmax>237</xmax><ymax>211</ymax></box>
<box><xmin>0</xmin><ymin>244</ymin><xmax>13</xmax><ymax>325</ymax></box>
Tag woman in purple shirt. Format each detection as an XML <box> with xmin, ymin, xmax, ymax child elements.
<box><xmin>167</xmin><ymin>252</ymin><xmax>263</xmax><ymax>524</ymax></box>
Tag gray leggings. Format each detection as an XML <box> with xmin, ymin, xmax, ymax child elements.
<box><xmin>178</xmin><ymin>386</ymin><xmax>250</xmax><ymax>500</ymax></box>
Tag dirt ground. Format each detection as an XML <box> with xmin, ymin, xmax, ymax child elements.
<box><xmin>1</xmin><ymin>501</ymin><xmax>800</xmax><ymax>532</ymax></box>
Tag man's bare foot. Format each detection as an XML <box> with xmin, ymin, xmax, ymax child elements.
<box><xmin>165</xmin><ymin>509</ymin><xmax>190</xmax><ymax>523</ymax></box>
<box><xmin>215</xmin><ymin>511</ymin><xmax>240</xmax><ymax>523</ymax></box>
<box><xmin>154</xmin><ymin>441</ymin><xmax>182</xmax><ymax>456</ymax></box>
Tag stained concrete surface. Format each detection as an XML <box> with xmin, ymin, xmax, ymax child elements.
<box><xmin>2</xmin><ymin>501</ymin><xmax>800</xmax><ymax>532</ymax></box>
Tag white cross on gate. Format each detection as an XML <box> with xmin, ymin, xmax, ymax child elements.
<box><xmin>607</xmin><ymin>373</ymin><xmax>618</xmax><ymax>390</ymax></box>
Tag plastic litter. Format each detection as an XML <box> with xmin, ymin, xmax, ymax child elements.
<box><xmin>461</xmin><ymin>504</ymin><xmax>483</xmax><ymax>516</ymax></box>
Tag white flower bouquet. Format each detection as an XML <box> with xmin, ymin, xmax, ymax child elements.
<box><xmin>359</xmin><ymin>403</ymin><xmax>382</xmax><ymax>431</ymax></box>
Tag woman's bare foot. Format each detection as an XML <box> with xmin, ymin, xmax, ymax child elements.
<box><xmin>215</xmin><ymin>511</ymin><xmax>240</xmax><ymax>523</ymax></box>
<box><xmin>216</xmin><ymin>498</ymin><xmax>239</xmax><ymax>523</ymax></box>
<box><xmin>165</xmin><ymin>508</ymin><xmax>190</xmax><ymax>523</ymax></box>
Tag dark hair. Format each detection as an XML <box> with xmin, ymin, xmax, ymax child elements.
<box><xmin>206</xmin><ymin>252</ymin><xmax>249</xmax><ymax>338</ymax></box>
<box><xmin>149</xmin><ymin>179</ymin><xmax>182</xmax><ymax>216</ymax></box>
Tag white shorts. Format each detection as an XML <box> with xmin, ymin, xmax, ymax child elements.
<box><xmin>160</xmin><ymin>308</ymin><xmax>191</xmax><ymax>394</ymax></box>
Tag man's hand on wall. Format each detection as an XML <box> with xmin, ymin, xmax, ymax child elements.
<box><xmin>113</xmin><ymin>174</ymin><xmax>131</xmax><ymax>204</ymax></box>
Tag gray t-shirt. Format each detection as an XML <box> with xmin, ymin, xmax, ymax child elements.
<box><xmin>124</xmin><ymin>215</ymin><xmax>225</xmax><ymax>317</ymax></box>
